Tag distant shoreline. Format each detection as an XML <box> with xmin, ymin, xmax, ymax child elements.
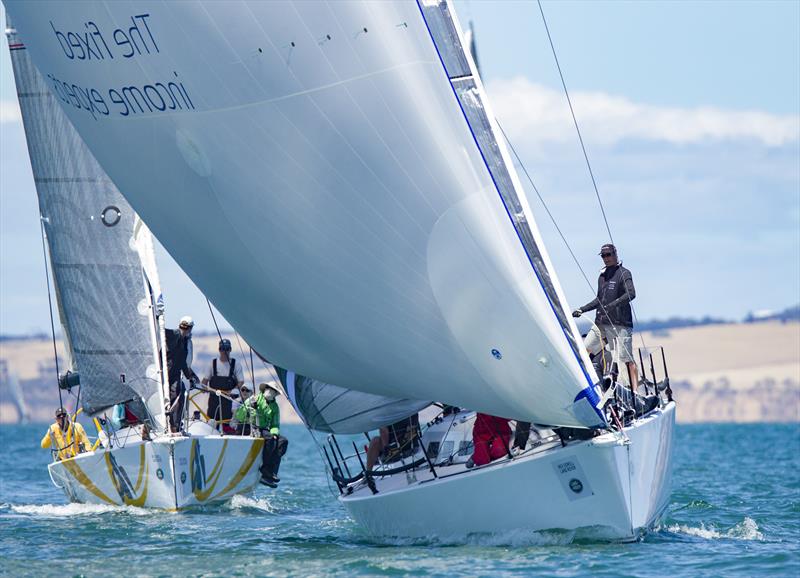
<box><xmin>2</xmin><ymin>320</ymin><xmax>798</xmax><ymax>425</ymax></box>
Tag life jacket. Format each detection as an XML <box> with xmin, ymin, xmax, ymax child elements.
<box><xmin>40</xmin><ymin>421</ymin><xmax>90</xmax><ymax>460</ymax></box>
<box><xmin>209</xmin><ymin>358</ymin><xmax>237</xmax><ymax>391</ymax></box>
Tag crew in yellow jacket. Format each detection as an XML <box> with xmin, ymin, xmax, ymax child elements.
<box><xmin>40</xmin><ymin>407</ymin><xmax>91</xmax><ymax>460</ymax></box>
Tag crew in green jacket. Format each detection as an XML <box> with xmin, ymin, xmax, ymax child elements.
<box><xmin>255</xmin><ymin>383</ymin><xmax>288</xmax><ymax>488</ymax></box>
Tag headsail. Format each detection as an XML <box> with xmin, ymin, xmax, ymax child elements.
<box><xmin>5</xmin><ymin>1</ymin><xmax>603</xmax><ymax>427</ymax></box>
<box><xmin>6</xmin><ymin>22</ymin><xmax>167</xmax><ymax>427</ymax></box>
<box><xmin>274</xmin><ymin>366</ymin><xmax>430</xmax><ymax>435</ymax></box>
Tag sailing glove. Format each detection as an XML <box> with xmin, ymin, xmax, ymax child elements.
<box><xmin>572</xmin><ymin>309</ymin><xmax>583</xmax><ymax>318</ymax></box>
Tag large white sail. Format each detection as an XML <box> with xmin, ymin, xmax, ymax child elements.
<box><xmin>5</xmin><ymin>1</ymin><xmax>602</xmax><ymax>427</ymax></box>
<box><xmin>6</xmin><ymin>22</ymin><xmax>167</xmax><ymax>427</ymax></box>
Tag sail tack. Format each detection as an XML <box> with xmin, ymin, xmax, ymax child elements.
<box><xmin>5</xmin><ymin>0</ymin><xmax>602</xmax><ymax>427</ymax></box>
<box><xmin>7</xmin><ymin>24</ymin><xmax>166</xmax><ymax>425</ymax></box>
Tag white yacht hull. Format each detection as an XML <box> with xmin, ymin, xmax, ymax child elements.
<box><xmin>341</xmin><ymin>403</ymin><xmax>675</xmax><ymax>540</ymax></box>
<box><xmin>48</xmin><ymin>431</ymin><xmax>263</xmax><ymax>510</ymax></box>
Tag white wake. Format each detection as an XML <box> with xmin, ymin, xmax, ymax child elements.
<box><xmin>663</xmin><ymin>517</ymin><xmax>764</xmax><ymax>541</ymax></box>
<box><xmin>8</xmin><ymin>502</ymin><xmax>153</xmax><ymax>517</ymax></box>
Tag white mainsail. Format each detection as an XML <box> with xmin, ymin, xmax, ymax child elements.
<box><xmin>5</xmin><ymin>0</ymin><xmax>602</xmax><ymax>427</ymax></box>
<box><xmin>6</xmin><ymin>21</ymin><xmax>167</xmax><ymax>428</ymax></box>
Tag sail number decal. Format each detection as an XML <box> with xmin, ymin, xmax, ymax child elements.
<box><xmin>553</xmin><ymin>456</ymin><xmax>593</xmax><ymax>501</ymax></box>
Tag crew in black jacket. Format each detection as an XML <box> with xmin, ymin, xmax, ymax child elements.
<box><xmin>572</xmin><ymin>244</ymin><xmax>639</xmax><ymax>392</ymax></box>
<box><xmin>165</xmin><ymin>315</ymin><xmax>198</xmax><ymax>432</ymax></box>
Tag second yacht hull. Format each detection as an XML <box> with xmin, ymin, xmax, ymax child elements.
<box><xmin>48</xmin><ymin>431</ymin><xmax>264</xmax><ymax>510</ymax></box>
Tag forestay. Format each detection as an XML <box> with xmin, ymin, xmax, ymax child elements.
<box><xmin>7</xmin><ymin>23</ymin><xmax>167</xmax><ymax>427</ymax></box>
<box><xmin>275</xmin><ymin>366</ymin><xmax>430</xmax><ymax>435</ymax></box>
<box><xmin>6</xmin><ymin>0</ymin><xmax>603</xmax><ymax>427</ymax></box>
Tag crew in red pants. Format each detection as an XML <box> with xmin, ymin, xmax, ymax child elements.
<box><xmin>471</xmin><ymin>413</ymin><xmax>512</xmax><ymax>466</ymax></box>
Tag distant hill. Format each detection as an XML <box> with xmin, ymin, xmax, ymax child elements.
<box><xmin>633</xmin><ymin>303</ymin><xmax>800</xmax><ymax>332</ymax></box>
<box><xmin>635</xmin><ymin>316</ymin><xmax>730</xmax><ymax>332</ymax></box>
<box><xmin>744</xmin><ymin>304</ymin><xmax>800</xmax><ymax>324</ymax></box>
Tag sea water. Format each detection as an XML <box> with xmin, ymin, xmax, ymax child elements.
<box><xmin>0</xmin><ymin>423</ymin><xmax>797</xmax><ymax>577</ymax></box>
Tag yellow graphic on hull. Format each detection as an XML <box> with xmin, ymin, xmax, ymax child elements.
<box><xmin>190</xmin><ymin>438</ymin><xmax>263</xmax><ymax>503</ymax></box>
<box><xmin>190</xmin><ymin>439</ymin><xmax>229</xmax><ymax>501</ymax></box>
<box><xmin>58</xmin><ymin>456</ymin><xmax>117</xmax><ymax>505</ymax></box>
<box><xmin>104</xmin><ymin>444</ymin><xmax>149</xmax><ymax>507</ymax></box>
<box><xmin>208</xmin><ymin>438</ymin><xmax>264</xmax><ymax>501</ymax></box>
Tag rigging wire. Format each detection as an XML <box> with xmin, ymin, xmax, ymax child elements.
<box><xmin>497</xmin><ymin>124</ymin><xmax>595</xmax><ymax>293</ymax></box>
<box><xmin>38</xmin><ymin>217</ymin><xmax>63</xmax><ymax>409</ymax></box>
<box><xmin>536</xmin><ymin>0</ymin><xmax>614</xmax><ymax>246</ymax></box>
<box><xmin>249</xmin><ymin>347</ymin><xmax>256</xmax><ymax>389</ymax></box>
<box><xmin>232</xmin><ymin>331</ymin><xmax>255</xmax><ymax>389</ymax></box>
<box><xmin>498</xmin><ymin>121</ymin><xmax>649</xmax><ymax>364</ymax></box>
<box><xmin>205</xmin><ymin>297</ymin><xmax>256</xmax><ymax>388</ymax></box>
<box><xmin>205</xmin><ymin>297</ymin><xmax>223</xmax><ymax>340</ymax></box>
<box><xmin>535</xmin><ymin>0</ymin><xmax>649</xmax><ymax>356</ymax></box>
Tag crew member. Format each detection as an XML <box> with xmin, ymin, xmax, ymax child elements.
<box><xmin>164</xmin><ymin>315</ymin><xmax>198</xmax><ymax>432</ymax></box>
<box><xmin>255</xmin><ymin>383</ymin><xmax>288</xmax><ymax>488</ymax></box>
<box><xmin>365</xmin><ymin>414</ymin><xmax>420</xmax><ymax>471</ymax></box>
<box><xmin>233</xmin><ymin>385</ymin><xmax>255</xmax><ymax>435</ymax></box>
<box><xmin>512</xmin><ymin>421</ymin><xmax>531</xmax><ymax>452</ymax></box>
<box><xmin>572</xmin><ymin>244</ymin><xmax>639</xmax><ymax>392</ymax></box>
<box><xmin>467</xmin><ymin>413</ymin><xmax>511</xmax><ymax>468</ymax></box>
<box><xmin>202</xmin><ymin>338</ymin><xmax>244</xmax><ymax>431</ymax></box>
<box><xmin>40</xmin><ymin>408</ymin><xmax>91</xmax><ymax>460</ymax></box>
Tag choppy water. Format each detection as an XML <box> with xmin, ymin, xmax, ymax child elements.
<box><xmin>1</xmin><ymin>423</ymin><xmax>798</xmax><ymax>577</ymax></box>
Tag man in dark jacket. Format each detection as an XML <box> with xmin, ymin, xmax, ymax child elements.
<box><xmin>165</xmin><ymin>316</ymin><xmax>198</xmax><ymax>432</ymax></box>
<box><xmin>572</xmin><ymin>244</ymin><xmax>639</xmax><ymax>392</ymax></box>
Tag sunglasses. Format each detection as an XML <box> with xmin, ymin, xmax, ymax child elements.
<box><xmin>600</xmin><ymin>253</ymin><xmax>614</xmax><ymax>258</ymax></box>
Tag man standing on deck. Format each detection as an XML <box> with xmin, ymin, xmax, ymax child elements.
<box><xmin>165</xmin><ymin>316</ymin><xmax>199</xmax><ymax>432</ymax></box>
<box><xmin>572</xmin><ymin>244</ymin><xmax>639</xmax><ymax>391</ymax></box>
<box><xmin>202</xmin><ymin>338</ymin><xmax>244</xmax><ymax>431</ymax></box>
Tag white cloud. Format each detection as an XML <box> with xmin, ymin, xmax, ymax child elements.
<box><xmin>0</xmin><ymin>99</ymin><xmax>21</xmax><ymax>124</ymax></box>
<box><xmin>487</xmin><ymin>77</ymin><xmax>800</xmax><ymax>148</ymax></box>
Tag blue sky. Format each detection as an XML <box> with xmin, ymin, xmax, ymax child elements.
<box><xmin>1</xmin><ymin>1</ymin><xmax>798</xmax><ymax>335</ymax></box>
